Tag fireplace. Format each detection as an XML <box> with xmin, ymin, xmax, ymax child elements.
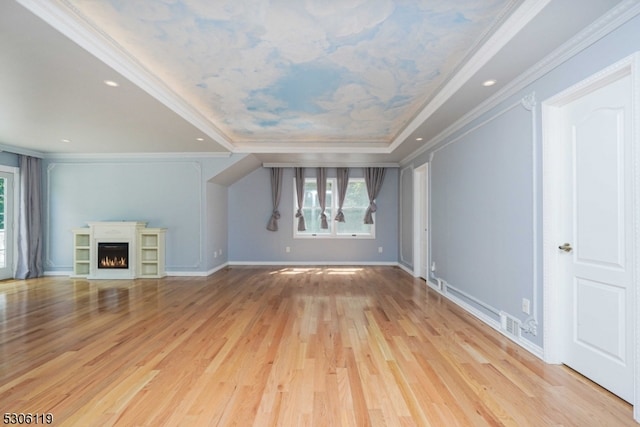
<box><xmin>73</xmin><ymin>221</ymin><xmax>165</xmax><ymax>280</ymax></box>
<box><xmin>98</xmin><ymin>242</ymin><xmax>129</xmax><ymax>269</ymax></box>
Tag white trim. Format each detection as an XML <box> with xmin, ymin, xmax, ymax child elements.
<box><xmin>16</xmin><ymin>0</ymin><xmax>235</xmax><ymax>152</ymax></box>
<box><xmin>263</xmin><ymin>162</ymin><xmax>399</xmax><ymax>168</ymax></box>
<box><xmin>44</xmin><ymin>270</ymin><xmax>73</xmax><ymax>276</ymax></box>
<box><xmin>400</xmin><ymin>1</ymin><xmax>640</xmax><ymax>166</ymax></box>
<box><xmin>396</xmin><ymin>268</ymin><xmax>545</xmax><ymax>360</ymax></box>
<box><xmin>541</xmin><ymin>52</ymin><xmax>640</xmax><ymax>419</ymax></box>
<box><xmin>0</xmin><ymin>166</ymin><xmax>19</xmax><ymax>279</ymax></box>
<box><xmin>0</xmin><ymin>144</ymin><xmax>45</xmax><ymax>159</ymax></box>
<box><xmin>228</xmin><ymin>261</ymin><xmax>399</xmax><ymax>267</ymax></box>
<box><xmin>397</xmin><ymin>262</ymin><xmax>414</xmax><ymax>276</ymax></box>
<box><xmin>391</xmin><ymin>0</ymin><xmax>551</xmax><ymax>152</ymax></box>
<box><xmin>412</xmin><ymin>163</ymin><xmax>429</xmax><ymax>278</ymax></box>
<box><xmin>44</xmin><ymin>152</ymin><xmax>232</xmax><ymax>160</ymax></box>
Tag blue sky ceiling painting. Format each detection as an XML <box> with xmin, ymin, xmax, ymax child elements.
<box><xmin>68</xmin><ymin>0</ymin><xmax>509</xmax><ymax>144</ymax></box>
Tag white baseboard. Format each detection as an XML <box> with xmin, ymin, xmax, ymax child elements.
<box><xmin>395</xmin><ymin>269</ymin><xmax>544</xmax><ymax>360</ymax></box>
<box><xmin>396</xmin><ymin>263</ymin><xmax>415</xmax><ymax>276</ymax></box>
<box><xmin>44</xmin><ymin>270</ymin><xmax>73</xmax><ymax>276</ymax></box>
<box><xmin>227</xmin><ymin>261</ymin><xmax>399</xmax><ymax>267</ymax></box>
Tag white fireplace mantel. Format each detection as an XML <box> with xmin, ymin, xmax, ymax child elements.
<box><xmin>72</xmin><ymin>221</ymin><xmax>166</xmax><ymax>279</ymax></box>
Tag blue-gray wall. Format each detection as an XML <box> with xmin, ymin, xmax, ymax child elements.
<box><xmin>43</xmin><ymin>154</ymin><xmax>241</xmax><ymax>274</ymax></box>
<box><xmin>399</xmin><ymin>13</ymin><xmax>640</xmax><ymax>349</ymax></box>
<box><xmin>206</xmin><ymin>180</ymin><xmax>229</xmax><ymax>271</ymax></box>
<box><xmin>228</xmin><ymin>167</ymin><xmax>398</xmax><ymax>264</ymax></box>
<box><xmin>0</xmin><ymin>152</ymin><xmax>19</xmax><ymax>168</ymax></box>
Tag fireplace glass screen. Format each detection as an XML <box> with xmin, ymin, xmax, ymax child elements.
<box><xmin>98</xmin><ymin>242</ymin><xmax>129</xmax><ymax>269</ymax></box>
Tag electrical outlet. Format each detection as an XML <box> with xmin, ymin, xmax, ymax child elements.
<box><xmin>522</xmin><ymin>298</ymin><xmax>531</xmax><ymax>315</ymax></box>
<box><xmin>430</xmin><ymin>262</ymin><xmax>436</xmax><ymax>272</ymax></box>
<box><xmin>285</xmin><ymin>246</ymin><xmax>291</xmax><ymax>253</ymax></box>
<box><xmin>213</xmin><ymin>251</ymin><xmax>218</xmax><ymax>258</ymax></box>
<box><xmin>378</xmin><ymin>246</ymin><xmax>383</xmax><ymax>253</ymax></box>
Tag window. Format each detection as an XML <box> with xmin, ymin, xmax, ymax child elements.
<box><xmin>294</xmin><ymin>177</ymin><xmax>374</xmax><ymax>238</ymax></box>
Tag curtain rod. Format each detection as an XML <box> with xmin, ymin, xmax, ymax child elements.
<box><xmin>262</xmin><ymin>162</ymin><xmax>399</xmax><ymax>168</ymax></box>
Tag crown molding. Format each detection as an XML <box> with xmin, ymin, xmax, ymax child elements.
<box><xmin>233</xmin><ymin>141</ymin><xmax>390</xmax><ymax>154</ymax></box>
<box><xmin>262</xmin><ymin>162</ymin><xmax>399</xmax><ymax>168</ymax></box>
<box><xmin>400</xmin><ymin>0</ymin><xmax>640</xmax><ymax>165</ymax></box>
<box><xmin>16</xmin><ymin>0</ymin><xmax>236</xmax><ymax>152</ymax></box>
<box><xmin>390</xmin><ymin>0</ymin><xmax>552</xmax><ymax>153</ymax></box>
<box><xmin>0</xmin><ymin>143</ymin><xmax>46</xmax><ymax>158</ymax></box>
<box><xmin>43</xmin><ymin>151</ymin><xmax>232</xmax><ymax>160</ymax></box>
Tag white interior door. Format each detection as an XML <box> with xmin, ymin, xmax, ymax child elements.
<box><xmin>559</xmin><ymin>73</ymin><xmax>633</xmax><ymax>402</ymax></box>
<box><xmin>0</xmin><ymin>171</ymin><xmax>15</xmax><ymax>280</ymax></box>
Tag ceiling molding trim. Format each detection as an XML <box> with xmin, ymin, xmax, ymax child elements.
<box><xmin>43</xmin><ymin>152</ymin><xmax>232</xmax><ymax>160</ymax></box>
<box><xmin>16</xmin><ymin>0</ymin><xmax>235</xmax><ymax>152</ymax></box>
<box><xmin>389</xmin><ymin>0</ymin><xmax>552</xmax><ymax>152</ymax></box>
<box><xmin>400</xmin><ymin>0</ymin><xmax>640</xmax><ymax>166</ymax></box>
<box><xmin>263</xmin><ymin>162</ymin><xmax>399</xmax><ymax>168</ymax></box>
<box><xmin>234</xmin><ymin>142</ymin><xmax>390</xmax><ymax>154</ymax></box>
<box><xmin>0</xmin><ymin>143</ymin><xmax>46</xmax><ymax>159</ymax></box>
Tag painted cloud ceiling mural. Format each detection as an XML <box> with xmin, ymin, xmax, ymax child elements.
<box><xmin>65</xmin><ymin>0</ymin><xmax>511</xmax><ymax>145</ymax></box>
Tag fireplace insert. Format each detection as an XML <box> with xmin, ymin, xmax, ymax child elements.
<box><xmin>97</xmin><ymin>242</ymin><xmax>129</xmax><ymax>269</ymax></box>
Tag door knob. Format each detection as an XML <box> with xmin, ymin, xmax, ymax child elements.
<box><xmin>558</xmin><ymin>243</ymin><xmax>573</xmax><ymax>252</ymax></box>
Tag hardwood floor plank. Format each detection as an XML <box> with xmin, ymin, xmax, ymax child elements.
<box><xmin>0</xmin><ymin>267</ymin><xmax>636</xmax><ymax>426</ymax></box>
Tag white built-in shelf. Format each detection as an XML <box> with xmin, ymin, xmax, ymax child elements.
<box><xmin>138</xmin><ymin>229</ymin><xmax>166</xmax><ymax>279</ymax></box>
<box><xmin>72</xmin><ymin>229</ymin><xmax>91</xmax><ymax>277</ymax></box>
<box><xmin>71</xmin><ymin>223</ymin><xmax>166</xmax><ymax>279</ymax></box>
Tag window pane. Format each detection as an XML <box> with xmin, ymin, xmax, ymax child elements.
<box><xmin>294</xmin><ymin>177</ymin><xmax>372</xmax><ymax>238</ymax></box>
<box><xmin>336</xmin><ymin>179</ymin><xmax>373</xmax><ymax>235</ymax></box>
<box><xmin>298</xmin><ymin>179</ymin><xmax>332</xmax><ymax>234</ymax></box>
<box><xmin>343</xmin><ymin>180</ymin><xmax>369</xmax><ymax>208</ymax></box>
<box><xmin>336</xmin><ymin>208</ymin><xmax>372</xmax><ymax>235</ymax></box>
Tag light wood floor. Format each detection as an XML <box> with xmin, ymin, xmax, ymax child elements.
<box><xmin>0</xmin><ymin>266</ymin><xmax>635</xmax><ymax>426</ymax></box>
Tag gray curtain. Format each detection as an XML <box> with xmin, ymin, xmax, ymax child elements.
<box><xmin>16</xmin><ymin>155</ymin><xmax>44</xmax><ymax>279</ymax></box>
<box><xmin>316</xmin><ymin>168</ymin><xmax>328</xmax><ymax>229</ymax></box>
<box><xmin>294</xmin><ymin>167</ymin><xmax>306</xmax><ymax>231</ymax></box>
<box><xmin>266</xmin><ymin>168</ymin><xmax>283</xmax><ymax>231</ymax></box>
<box><xmin>335</xmin><ymin>167</ymin><xmax>349</xmax><ymax>222</ymax></box>
<box><xmin>363</xmin><ymin>167</ymin><xmax>386</xmax><ymax>225</ymax></box>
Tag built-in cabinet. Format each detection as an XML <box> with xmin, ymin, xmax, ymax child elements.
<box><xmin>72</xmin><ymin>230</ymin><xmax>91</xmax><ymax>277</ymax></box>
<box><xmin>71</xmin><ymin>222</ymin><xmax>166</xmax><ymax>279</ymax></box>
<box><xmin>138</xmin><ymin>229</ymin><xmax>166</xmax><ymax>278</ymax></box>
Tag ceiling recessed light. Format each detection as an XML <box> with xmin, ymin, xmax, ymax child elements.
<box><xmin>416</xmin><ymin>137</ymin><xmax>423</xmax><ymax>141</ymax></box>
<box><xmin>61</xmin><ymin>138</ymin><xmax>71</xmax><ymax>143</ymax></box>
<box><xmin>196</xmin><ymin>137</ymin><xmax>204</xmax><ymax>141</ymax></box>
<box><xmin>482</xmin><ymin>79</ymin><xmax>497</xmax><ymax>87</ymax></box>
<box><xmin>103</xmin><ymin>80</ymin><xmax>119</xmax><ymax>87</ymax></box>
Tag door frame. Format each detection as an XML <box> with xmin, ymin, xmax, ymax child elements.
<box><xmin>413</xmin><ymin>163</ymin><xmax>429</xmax><ymax>278</ymax></box>
<box><xmin>0</xmin><ymin>165</ymin><xmax>19</xmax><ymax>280</ymax></box>
<box><xmin>542</xmin><ymin>52</ymin><xmax>640</xmax><ymax>418</ymax></box>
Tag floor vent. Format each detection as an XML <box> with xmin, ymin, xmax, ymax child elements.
<box><xmin>500</xmin><ymin>312</ymin><xmax>522</xmax><ymax>339</ymax></box>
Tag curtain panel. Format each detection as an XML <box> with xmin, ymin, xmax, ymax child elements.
<box><xmin>335</xmin><ymin>167</ymin><xmax>349</xmax><ymax>222</ymax></box>
<box><xmin>363</xmin><ymin>167</ymin><xmax>386</xmax><ymax>225</ymax></box>
<box><xmin>316</xmin><ymin>168</ymin><xmax>328</xmax><ymax>229</ymax></box>
<box><xmin>294</xmin><ymin>167</ymin><xmax>306</xmax><ymax>231</ymax></box>
<box><xmin>266</xmin><ymin>168</ymin><xmax>283</xmax><ymax>231</ymax></box>
<box><xmin>15</xmin><ymin>155</ymin><xmax>44</xmax><ymax>279</ymax></box>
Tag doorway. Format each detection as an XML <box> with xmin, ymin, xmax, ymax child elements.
<box><xmin>542</xmin><ymin>53</ymin><xmax>639</xmax><ymax>417</ymax></box>
<box><xmin>413</xmin><ymin>163</ymin><xmax>429</xmax><ymax>279</ymax></box>
<box><xmin>0</xmin><ymin>167</ymin><xmax>17</xmax><ymax>280</ymax></box>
